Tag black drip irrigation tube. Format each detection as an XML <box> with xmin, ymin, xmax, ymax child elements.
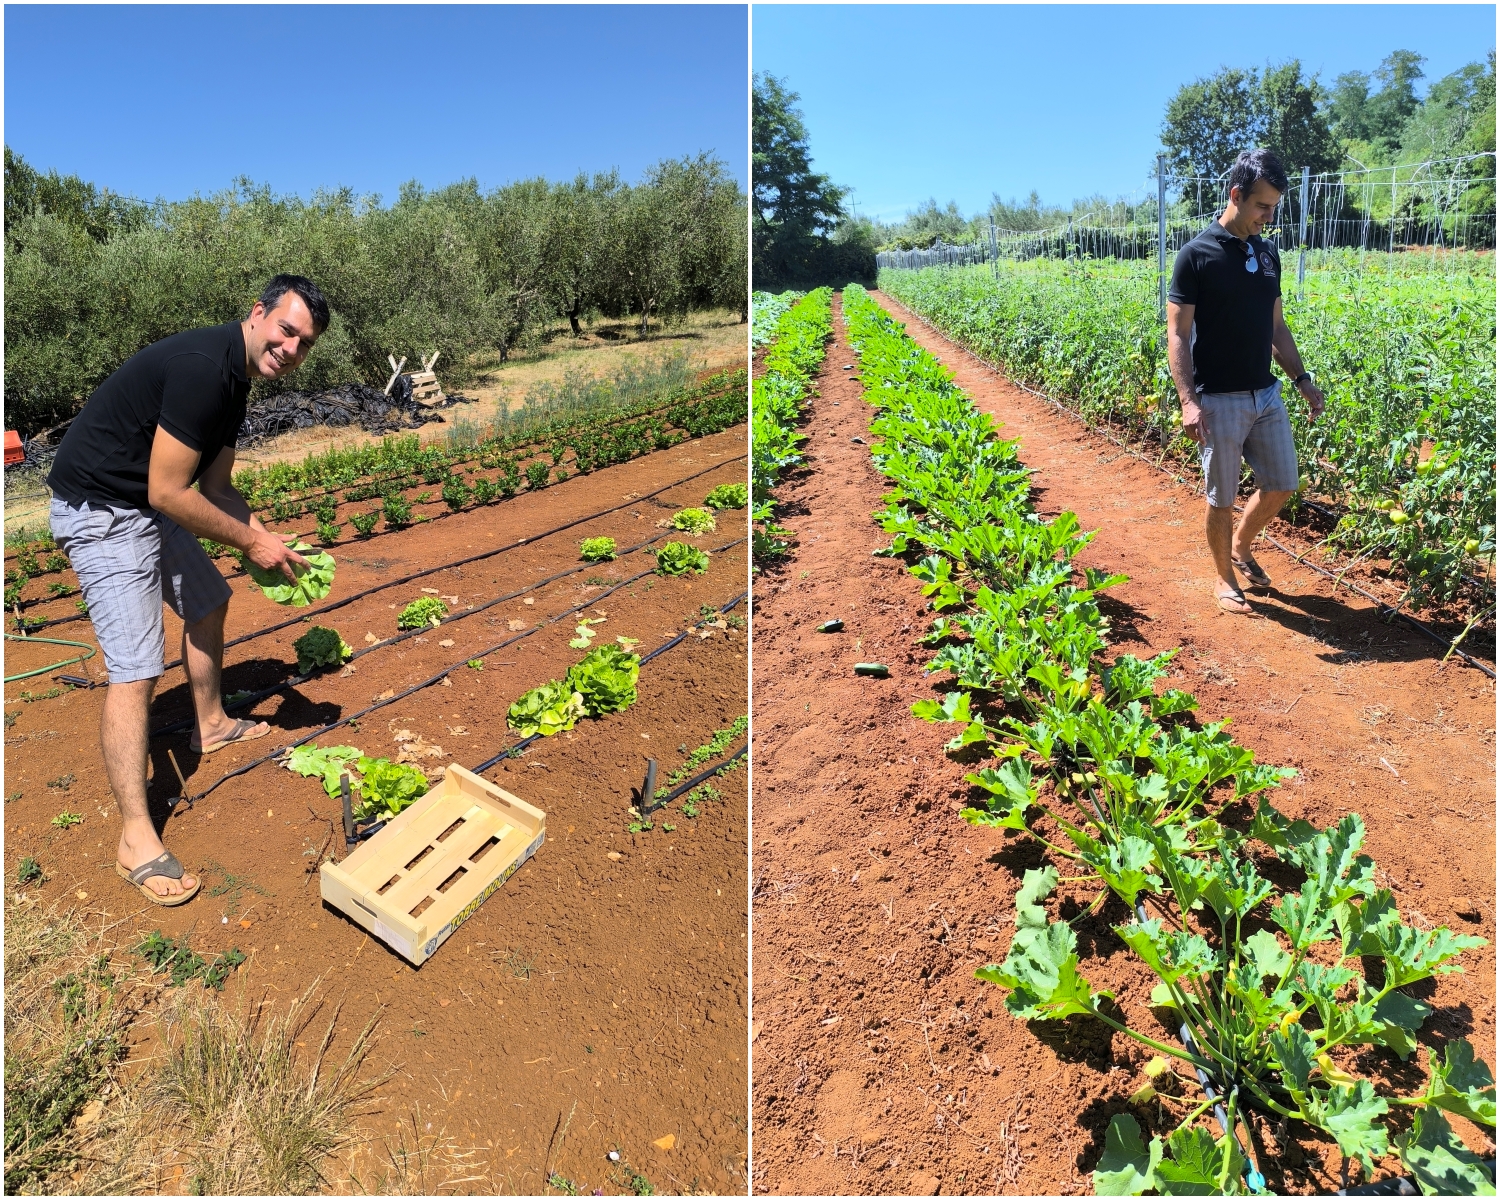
<box><xmin>171</xmin><ymin>549</ymin><xmax>746</xmax><ymax>807</ymax></box>
<box><xmin>639</xmin><ymin>743</ymin><xmax>747</xmax><ymax>816</ymax></box>
<box><xmin>147</xmin><ymin>526</ymin><xmax>683</xmax><ymax>739</ymax></box>
<box><xmin>468</xmin><ymin>591</ymin><xmax>748</xmax><ymax>775</ymax></box>
<box><xmin>885</xmin><ymin>302</ymin><xmax>1495</xmax><ymax>680</ymax></box>
<box><xmin>13</xmin><ymin>455</ymin><xmax>746</xmax><ymax>639</ymax></box>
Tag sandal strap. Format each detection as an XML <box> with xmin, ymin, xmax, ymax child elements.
<box><xmin>127</xmin><ymin>851</ymin><xmax>184</xmax><ymax>885</ymax></box>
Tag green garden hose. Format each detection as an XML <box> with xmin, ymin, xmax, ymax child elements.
<box><xmin>4</xmin><ymin>633</ymin><xmax>97</xmax><ymax>683</ymax></box>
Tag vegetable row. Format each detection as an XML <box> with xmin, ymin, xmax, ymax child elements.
<box><xmin>842</xmin><ymin>284</ymin><xmax>1493</xmax><ymax>1196</ymax></box>
<box><xmin>751</xmin><ymin>287</ymin><xmax>833</xmax><ymax>561</ymax></box>
<box><xmin>232</xmin><ymin>366</ymin><xmax>747</xmax><ymax>516</ymax></box>
<box><xmin>877</xmin><ymin>259</ymin><xmax>1495</xmax><ymax>609</ymax></box>
<box><xmin>751</xmin><ymin>290</ymin><xmax>803</xmax><ymax>349</ymax></box>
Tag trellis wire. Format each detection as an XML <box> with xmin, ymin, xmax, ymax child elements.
<box><xmin>876</xmin><ymin>153</ymin><xmax>1496</xmax><ymax>277</ymax></box>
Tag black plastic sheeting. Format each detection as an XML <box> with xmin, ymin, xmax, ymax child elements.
<box><xmin>238</xmin><ymin>375</ymin><xmax>471</xmax><ymax>445</ymax></box>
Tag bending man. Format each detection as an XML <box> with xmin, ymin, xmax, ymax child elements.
<box><xmin>48</xmin><ymin>275</ymin><xmax>327</xmax><ymax>905</ymax></box>
<box><xmin>1166</xmin><ymin>148</ymin><xmax>1326</xmax><ymax>614</ymax></box>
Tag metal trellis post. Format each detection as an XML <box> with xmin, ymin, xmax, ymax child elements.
<box><xmin>1297</xmin><ymin>164</ymin><xmax>1310</xmax><ymax>295</ymax></box>
<box><xmin>1156</xmin><ymin>154</ymin><xmax>1167</xmax><ymax>324</ymax></box>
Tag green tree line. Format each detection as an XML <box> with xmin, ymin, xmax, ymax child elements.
<box><xmin>864</xmin><ymin>48</ymin><xmax>1494</xmax><ymax>251</ymax></box>
<box><xmin>4</xmin><ymin>148</ymin><xmax>747</xmax><ymax>437</ymax></box>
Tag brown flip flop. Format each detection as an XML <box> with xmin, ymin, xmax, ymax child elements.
<box><xmin>1217</xmin><ymin>586</ymin><xmax>1253</xmax><ymax>614</ymax></box>
<box><xmin>1233</xmin><ymin>555</ymin><xmax>1273</xmax><ymax>589</ymax></box>
<box><xmin>116</xmin><ymin>851</ymin><xmax>199</xmax><ymax>907</ymax></box>
<box><xmin>190</xmin><ymin>717</ymin><xmax>270</xmax><ymax>755</ymax></box>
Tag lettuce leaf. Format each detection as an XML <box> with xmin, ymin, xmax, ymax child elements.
<box><xmin>284</xmin><ymin>743</ymin><xmax>363</xmax><ymax>799</ymax></box>
<box><xmin>566</xmin><ymin>644</ymin><xmax>640</xmax><ymax>716</ymax></box>
<box><xmin>292</xmin><ymin>625</ymin><xmax>353</xmax><ymax>675</ymax></box>
<box><xmin>244</xmin><ymin>541</ymin><xmax>336</xmax><ymax>607</ymax></box>
<box><xmin>507</xmin><ymin>679</ymin><xmax>585</xmax><ymax>736</ymax></box>
<box><xmin>354</xmin><ymin>757</ymin><xmax>431</xmax><ymax>821</ymax></box>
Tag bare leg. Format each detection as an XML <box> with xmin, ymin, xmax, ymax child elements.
<box><xmin>1232</xmin><ymin>488</ymin><xmax>1294</xmax><ymax>567</ymax></box>
<box><xmin>183</xmin><ymin>601</ymin><xmax>266</xmax><ymax>749</ymax></box>
<box><xmin>1205</xmin><ymin>504</ymin><xmax>1249</xmax><ymax>610</ymax></box>
<box><xmin>104</xmin><ymin>678</ymin><xmax>197</xmax><ymax>898</ymax></box>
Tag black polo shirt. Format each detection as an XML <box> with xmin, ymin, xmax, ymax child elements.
<box><xmin>1167</xmin><ymin>220</ymin><xmax>1282</xmax><ymax>394</ymax></box>
<box><xmin>48</xmin><ymin>322</ymin><xmax>251</xmax><ymax>511</ymax></box>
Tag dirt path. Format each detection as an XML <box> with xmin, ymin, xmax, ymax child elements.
<box><xmin>748</xmin><ymin>292</ymin><xmax>1494</xmax><ymax>1196</ymax></box>
<box><xmin>6</xmin><ymin>429</ymin><xmax>751</xmax><ymax>1196</ymax></box>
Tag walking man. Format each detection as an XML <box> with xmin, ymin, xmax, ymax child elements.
<box><xmin>1166</xmin><ymin>148</ymin><xmax>1326</xmax><ymax>613</ymax></box>
<box><xmin>47</xmin><ymin>275</ymin><xmax>328</xmax><ymax>905</ymax></box>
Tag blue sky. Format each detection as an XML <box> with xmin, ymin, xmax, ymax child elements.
<box><xmin>5</xmin><ymin>5</ymin><xmax>748</xmax><ymax>202</ymax></box>
<box><xmin>753</xmin><ymin>4</ymin><xmax>1495</xmax><ymax>223</ymax></box>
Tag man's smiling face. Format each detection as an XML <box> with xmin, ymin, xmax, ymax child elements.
<box><xmin>245</xmin><ymin>292</ymin><xmax>320</xmax><ymax>378</ymax></box>
<box><xmin>1231</xmin><ymin>179</ymin><xmax>1282</xmax><ymax>236</ymax></box>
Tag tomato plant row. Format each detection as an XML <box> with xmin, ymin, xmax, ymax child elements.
<box><xmin>877</xmin><ymin>256</ymin><xmax>1495</xmax><ymax>609</ymax></box>
<box><xmin>842</xmin><ymin>284</ymin><xmax>1493</xmax><ymax>1196</ymax></box>
<box><xmin>751</xmin><ymin>288</ymin><xmax>833</xmax><ymax>561</ymax></box>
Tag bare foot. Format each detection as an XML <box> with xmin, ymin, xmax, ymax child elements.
<box><xmin>118</xmin><ymin>829</ymin><xmax>197</xmax><ymax>898</ymax></box>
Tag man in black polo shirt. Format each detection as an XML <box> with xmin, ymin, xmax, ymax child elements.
<box><xmin>1167</xmin><ymin>148</ymin><xmax>1325</xmax><ymax>614</ymax></box>
<box><xmin>48</xmin><ymin>275</ymin><xmax>327</xmax><ymax>904</ymax></box>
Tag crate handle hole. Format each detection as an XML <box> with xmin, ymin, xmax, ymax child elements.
<box><xmin>376</xmin><ymin>874</ymin><xmax>401</xmax><ymax>895</ymax></box>
<box><xmin>435</xmin><ymin>866</ymin><xmax>468</xmax><ymax>894</ymax></box>
<box><xmin>409</xmin><ymin>896</ymin><xmax>434</xmax><ymax>918</ymax></box>
<box><xmin>470</xmin><ymin>836</ymin><xmax>501</xmax><ymax>863</ymax></box>
<box><xmin>404</xmin><ymin>846</ymin><xmax>433</xmax><ymax>871</ymax></box>
<box><xmin>434</xmin><ymin>818</ymin><xmax>466</xmax><ymax>843</ymax></box>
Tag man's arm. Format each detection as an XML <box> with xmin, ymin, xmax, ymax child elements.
<box><xmin>147</xmin><ymin>431</ymin><xmax>307</xmax><ymax>581</ymax></box>
<box><xmin>1271</xmin><ymin>297</ymin><xmax>1325</xmax><ymax>422</ymax></box>
<box><xmin>1166</xmin><ymin>300</ymin><xmax>1207</xmax><ymax>444</ymax></box>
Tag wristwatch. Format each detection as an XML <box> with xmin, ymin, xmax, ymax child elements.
<box><xmin>1293</xmin><ymin>372</ymin><xmax>1313</xmax><ymax>388</ymax></box>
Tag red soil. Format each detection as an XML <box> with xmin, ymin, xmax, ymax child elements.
<box><xmin>749</xmin><ymin>293</ymin><xmax>1494</xmax><ymax>1196</ymax></box>
<box><xmin>5</xmin><ymin>426</ymin><xmax>751</xmax><ymax>1196</ymax></box>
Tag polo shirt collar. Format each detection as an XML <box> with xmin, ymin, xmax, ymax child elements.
<box><xmin>1208</xmin><ymin>219</ymin><xmax>1255</xmax><ymax>249</ymax></box>
<box><xmin>229</xmin><ymin>321</ymin><xmax>249</xmax><ymax>385</ymax></box>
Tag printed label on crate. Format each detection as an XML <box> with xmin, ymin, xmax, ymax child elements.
<box><xmin>420</xmin><ymin>829</ymin><xmax>546</xmax><ymax>959</ymax></box>
<box><xmin>374</xmin><ymin>919</ymin><xmax>416</xmax><ymax>961</ymax></box>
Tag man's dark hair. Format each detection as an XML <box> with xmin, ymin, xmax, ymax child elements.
<box><xmin>1227</xmin><ymin>148</ymin><xmax>1289</xmax><ymax>202</ymax></box>
<box><xmin>257</xmin><ymin>274</ymin><xmax>330</xmax><ymax>333</ymax></box>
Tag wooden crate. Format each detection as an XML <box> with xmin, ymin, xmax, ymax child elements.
<box><xmin>406</xmin><ymin>370</ymin><xmax>445</xmax><ymax>407</ymax></box>
<box><xmin>320</xmin><ymin>764</ymin><xmax>545</xmax><ymax>965</ymax></box>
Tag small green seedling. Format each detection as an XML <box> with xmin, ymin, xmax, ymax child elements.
<box><xmin>17</xmin><ymin>857</ymin><xmax>45</xmax><ymax>885</ymax></box>
<box><xmin>467</xmin><ymin>659</ymin><xmax>484</xmax><ymax>670</ymax></box>
<box><xmin>51</xmin><ymin>811</ymin><xmax>82</xmax><ymax>829</ymax></box>
<box><xmin>350</xmin><ymin>510</ymin><xmax>380</xmax><ymax>536</ymax></box>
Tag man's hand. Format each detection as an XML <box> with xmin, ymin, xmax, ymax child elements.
<box><xmin>1180</xmin><ymin>398</ymin><xmax>1209</xmax><ymax>445</ymax></box>
<box><xmin>246</xmin><ymin>530</ymin><xmax>310</xmax><ymax>585</ymax></box>
<box><xmin>1297</xmin><ymin>378</ymin><xmax>1326</xmax><ymax>423</ymax></box>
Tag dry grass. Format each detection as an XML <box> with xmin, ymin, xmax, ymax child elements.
<box><xmin>2</xmin><ymin>894</ymin><xmax>412</xmax><ymax>1196</ymax></box>
<box><xmin>3</xmin><ymin>896</ymin><xmax>136</xmax><ymax>1194</ymax></box>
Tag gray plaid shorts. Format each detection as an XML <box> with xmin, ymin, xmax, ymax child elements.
<box><xmin>49</xmin><ymin>498</ymin><xmax>233</xmax><ymax>684</ymax></box>
<box><xmin>1197</xmin><ymin>381</ymin><xmax>1300</xmax><ymax>508</ymax></box>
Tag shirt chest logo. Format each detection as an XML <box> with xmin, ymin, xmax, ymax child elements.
<box><xmin>1260</xmin><ymin>252</ymin><xmax>1276</xmax><ymax>277</ymax></box>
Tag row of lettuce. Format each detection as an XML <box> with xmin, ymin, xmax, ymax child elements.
<box><xmin>842</xmin><ymin>284</ymin><xmax>1493</xmax><ymax>1197</ymax></box>
<box><xmin>877</xmin><ymin>260</ymin><xmax>1495</xmax><ymax>609</ymax></box>
<box><xmin>751</xmin><ymin>288</ymin><xmax>834</xmax><ymax>560</ymax></box>
<box><xmin>280</xmin><ymin>492</ymin><xmax>743</xmax><ymax>824</ymax></box>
